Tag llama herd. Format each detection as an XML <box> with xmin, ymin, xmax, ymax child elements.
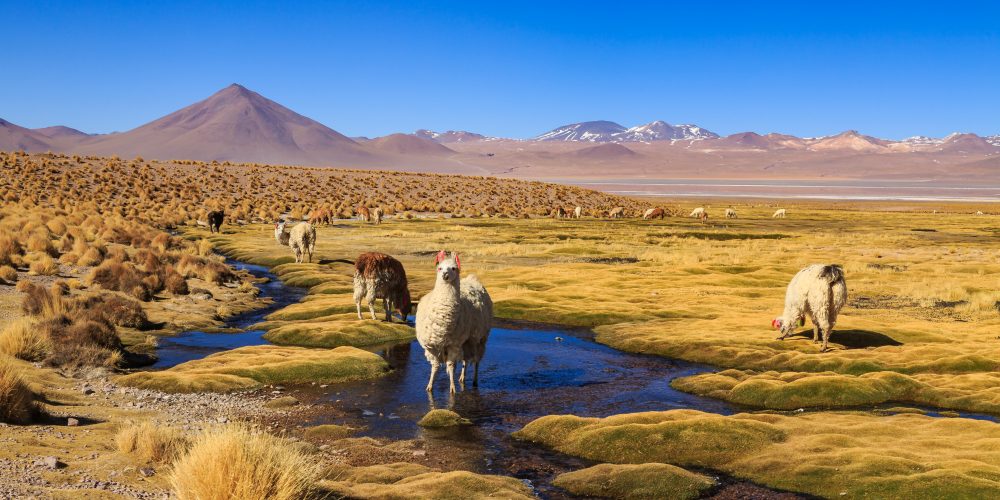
<box><xmin>550</xmin><ymin>205</ymin><xmax>788</xmax><ymax>222</ymax></box>
<box><xmin>240</xmin><ymin>203</ymin><xmax>841</xmax><ymax>395</ymax></box>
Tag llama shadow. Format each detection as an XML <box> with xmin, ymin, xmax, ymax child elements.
<box><xmin>789</xmin><ymin>329</ymin><xmax>902</xmax><ymax>348</ymax></box>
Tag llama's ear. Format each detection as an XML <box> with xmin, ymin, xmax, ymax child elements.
<box><xmin>454</xmin><ymin>253</ymin><xmax>461</xmax><ymax>269</ymax></box>
<box><xmin>435</xmin><ymin>250</ymin><xmax>447</xmax><ymax>264</ymax></box>
<box><xmin>771</xmin><ymin>318</ymin><xmax>782</xmax><ymax>329</ymax></box>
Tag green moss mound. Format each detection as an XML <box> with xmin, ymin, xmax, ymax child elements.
<box><xmin>514</xmin><ymin>410</ymin><xmax>785</xmax><ymax>467</ymax></box>
<box><xmin>263</xmin><ymin>314</ymin><xmax>414</xmax><ymax>348</ymax></box>
<box><xmin>553</xmin><ymin>463</ymin><xmax>714</xmax><ymax>500</ymax></box>
<box><xmin>417</xmin><ymin>409</ymin><xmax>472</xmax><ymax>428</ymax></box>
<box><xmin>116</xmin><ymin>345</ymin><xmax>389</xmax><ymax>393</ymax></box>
<box><xmin>320</xmin><ymin>470</ymin><xmax>534</xmax><ymax>499</ymax></box>
<box><xmin>305</xmin><ymin>424</ymin><xmax>355</xmax><ymax>441</ymax></box>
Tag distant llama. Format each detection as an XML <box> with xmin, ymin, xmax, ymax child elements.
<box><xmin>773</xmin><ymin>209</ymin><xmax>787</xmax><ymax>218</ymax></box>
<box><xmin>643</xmin><ymin>208</ymin><xmax>665</xmax><ymax>220</ymax></box>
<box><xmin>608</xmin><ymin>207</ymin><xmax>625</xmax><ymax>219</ymax></box>
<box><xmin>206</xmin><ymin>210</ymin><xmax>225</xmax><ymax>233</ymax></box>
<box><xmin>725</xmin><ymin>208</ymin><xmax>737</xmax><ymax>219</ymax></box>
<box><xmin>689</xmin><ymin>207</ymin><xmax>706</xmax><ymax>218</ymax></box>
<box><xmin>274</xmin><ymin>220</ymin><xmax>317</xmax><ymax>263</ymax></box>
<box><xmin>357</xmin><ymin>206</ymin><xmax>371</xmax><ymax>222</ymax></box>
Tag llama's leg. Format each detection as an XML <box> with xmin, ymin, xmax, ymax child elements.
<box><xmin>383</xmin><ymin>298</ymin><xmax>393</xmax><ymax>322</ymax></box>
<box><xmin>426</xmin><ymin>359</ymin><xmax>439</xmax><ymax>392</ymax></box>
<box><xmin>473</xmin><ymin>361</ymin><xmax>480</xmax><ymax>387</ymax></box>
<box><xmin>367</xmin><ymin>292</ymin><xmax>377</xmax><ymax>321</ymax></box>
<box><xmin>355</xmin><ymin>301</ymin><xmax>363</xmax><ymax>320</ymax></box>
<box><xmin>822</xmin><ymin>327</ymin><xmax>832</xmax><ymax>352</ymax></box>
<box><xmin>445</xmin><ymin>360</ymin><xmax>457</xmax><ymax>393</ymax></box>
<box><xmin>459</xmin><ymin>361</ymin><xmax>467</xmax><ymax>387</ymax></box>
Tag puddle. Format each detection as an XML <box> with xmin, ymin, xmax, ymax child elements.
<box><xmin>150</xmin><ymin>259</ymin><xmax>307</xmax><ymax>368</ymax></box>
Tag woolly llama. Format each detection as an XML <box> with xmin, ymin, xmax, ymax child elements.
<box><xmin>608</xmin><ymin>207</ymin><xmax>625</xmax><ymax>219</ymax></box>
<box><xmin>773</xmin><ymin>264</ymin><xmax>848</xmax><ymax>352</ymax></box>
<box><xmin>725</xmin><ymin>208</ymin><xmax>737</xmax><ymax>219</ymax></box>
<box><xmin>353</xmin><ymin>252</ymin><xmax>411</xmax><ymax>322</ymax></box>
<box><xmin>773</xmin><ymin>209</ymin><xmax>787</xmax><ymax>218</ymax></box>
<box><xmin>573</xmin><ymin>206</ymin><xmax>583</xmax><ymax>219</ymax></box>
<box><xmin>689</xmin><ymin>207</ymin><xmax>706</xmax><ymax>218</ymax></box>
<box><xmin>274</xmin><ymin>220</ymin><xmax>316</xmax><ymax>263</ymax></box>
<box><xmin>415</xmin><ymin>251</ymin><xmax>493</xmax><ymax>393</ymax></box>
<box><xmin>372</xmin><ymin>206</ymin><xmax>384</xmax><ymax>224</ymax></box>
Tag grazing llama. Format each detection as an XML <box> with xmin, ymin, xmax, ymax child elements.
<box><xmin>725</xmin><ymin>208</ymin><xmax>737</xmax><ymax>219</ymax></box>
<box><xmin>773</xmin><ymin>209</ymin><xmax>787</xmax><ymax>218</ymax></box>
<box><xmin>353</xmin><ymin>252</ymin><xmax>411</xmax><ymax>322</ymax></box>
<box><xmin>773</xmin><ymin>264</ymin><xmax>848</xmax><ymax>352</ymax></box>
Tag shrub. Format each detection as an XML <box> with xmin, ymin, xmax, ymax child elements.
<box><xmin>42</xmin><ymin>316</ymin><xmax>123</xmax><ymax>368</ymax></box>
<box><xmin>0</xmin><ymin>265</ymin><xmax>16</xmax><ymax>284</ymax></box>
<box><xmin>0</xmin><ymin>318</ymin><xmax>49</xmax><ymax>361</ymax></box>
<box><xmin>95</xmin><ymin>295</ymin><xmax>148</xmax><ymax>328</ymax></box>
<box><xmin>25</xmin><ymin>233</ymin><xmax>57</xmax><ymax>257</ymax></box>
<box><xmin>28</xmin><ymin>254</ymin><xmax>59</xmax><ymax>276</ymax></box>
<box><xmin>170</xmin><ymin>425</ymin><xmax>319</xmax><ymax>500</ymax></box>
<box><xmin>0</xmin><ymin>359</ymin><xmax>36</xmax><ymax>424</ymax></box>
<box><xmin>165</xmin><ymin>270</ymin><xmax>189</xmax><ymax>295</ymax></box>
<box><xmin>116</xmin><ymin>421</ymin><xmax>188</xmax><ymax>464</ymax></box>
<box><xmin>20</xmin><ymin>282</ymin><xmax>65</xmax><ymax>317</ymax></box>
<box><xmin>77</xmin><ymin>247</ymin><xmax>104</xmax><ymax>267</ymax></box>
<box><xmin>87</xmin><ymin>260</ymin><xmax>157</xmax><ymax>301</ymax></box>
<box><xmin>0</xmin><ymin>231</ymin><xmax>23</xmax><ymax>266</ymax></box>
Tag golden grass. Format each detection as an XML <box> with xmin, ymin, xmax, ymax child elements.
<box><xmin>516</xmin><ymin>409</ymin><xmax>1000</xmax><ymax>498</ymax></box>
<box><xmin>170</xmin><ymin>424</ymin><xmax>319</xmax><ymax>500</ymax></box>
<box><xmin>115</xmin><ymin>421</ymin><xmax>188</xmax><ymax>464</ymax></box>
<box><xmin>0</xmin><ymin>318</ymin><xmax>49</xmax><ymax>361</ymax></box>
<box><xmin>552</xmin><ymin>463</ymin><xmax>714</xmax><ymax>500</ymax></box>
<box><xmin>116</xmin><ymin>345</ymin><xmax>389</xmax><ymax>393</ymax></box>
<box><xmin>0</xmin><ymin>357</ymin><xmax>36</xmax><ymax>424</ymax></box>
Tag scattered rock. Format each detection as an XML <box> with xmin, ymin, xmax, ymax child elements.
<box><xmin>139</xmin><ymin>467</ymin><xmax>155</xmax><ymax>477</ymax></box>
<box><xmin>67</xmin><ymin>418</ymin><xmax>80</xmax><ymax>427</ymax></box>
<box><xmin>35</xmin><ymin>457</ymin><xmax>65</xmax><ymax>470</ymax></box>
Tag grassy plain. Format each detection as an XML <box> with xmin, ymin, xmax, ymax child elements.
<box><xmin>203</xmin><ymin>201</ymin><xmax>1000</xmax><ymax>497</ymax></box>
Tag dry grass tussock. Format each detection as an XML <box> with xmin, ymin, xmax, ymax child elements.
<box><xmin>169</xmin><ymin>424</ymin><xmax>320</xmax><ymax>500</ymax></box>
<box><xmin>115</xmin><ymin>421</ymin><xmax>189</xmax><ymax>464</ymax></box>
<box><xmin>0</xmin><ymin>357</ymin><xmax>37</xmax><ymax>424</ymax></box>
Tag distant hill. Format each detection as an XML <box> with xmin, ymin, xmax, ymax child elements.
<box><xmin>69</xmin><ymin>84</ymin><xmax>370</xmax><ymax>165</ymax></box>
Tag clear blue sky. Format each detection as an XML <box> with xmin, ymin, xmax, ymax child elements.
<box><xmin>2</xmin><ymin>1</ymin><xmax>998</xmax><ymax>139</ymax></box>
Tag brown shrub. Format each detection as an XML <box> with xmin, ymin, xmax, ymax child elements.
<box><xmin>165</xmin><ymin>270</ymin><xmax>189</xmax><ymax>295</ymax></box>
<box><xmin>20</xmin><ymin>282</ymin><xmax>64</xmax><ymax>317</ymax></box>
<box><xmin>94</xmin><ymin>295</ymin><xmax>148</xmax><ymax>328</ymax></box>
<box><xmin>77</xmin><ymin>247</ymin><xmax>104</xmax><ymax>266</ymax></box>
<box><xmin>28</xmin><ymin>254</ymin><xmax>59</xmax><ymax>276</ymax></box>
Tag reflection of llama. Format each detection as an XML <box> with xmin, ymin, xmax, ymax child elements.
<box><xmin>416</xmin><ymin>251</ymin><xmax>493</xmax><ymax>393</ymax></box>
<box><xmin>773</xmin><ymin>264</ymin><xmax>848</xmax><ymax>352</ymax></box>
<box><xmin>274</xmin><ymin>220</ymin><xmax>316</xmax><ymax>263</ymax></box>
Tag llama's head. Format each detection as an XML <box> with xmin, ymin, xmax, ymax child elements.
<box><xmin>772</xmin><ymin>316</ymin><xmax>805</xmax><ymax>335</ymax></box>
<box><xmin>395</xmin><ymin>288</ymin><xmax>413</xmax><ymax>320</ymax></box>
<box><xmin>274</xmin><ymin>220</ymin><xmax>287</xmax><ymax>241</ymax></box>
<box><xmin>434</xmin><ymin>250</ymin><xmax>460</xmax><ymax>285</ymax></box>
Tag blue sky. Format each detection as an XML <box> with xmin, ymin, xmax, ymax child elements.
<box><xmin>2</xmin><ymin>1</ymin><xmax>998</xmax><ymax>139</ymax></box>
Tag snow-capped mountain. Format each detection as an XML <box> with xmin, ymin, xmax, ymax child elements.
<box><xmin>534</xmin><ymin>120</ymin><xmax>717</xmax><ymax>143</ymax></box>
<box><xmin>534</xmin><ymin>120</ymin><xmax>627</xmax><ymax>142</ymax></box>
<box><xmin>616</xmin><ymin>120</ymin><xmax>719</xmax><ymax>142</ymax></box>
<box><xmin>901</xmin><ymin>136</ymin><xmax>943</xmax><ymax>146</ymax></box>
<box><xmin>987</xmin><ymin>135</ymin><xmax>1000</xmax><ymax>147</ymax></box>
<box><xmin>413</xmin><ymin>129</ymin><xmax>489</xmax><ymax>143</ymax></box>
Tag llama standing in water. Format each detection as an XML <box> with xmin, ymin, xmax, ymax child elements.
<box><xmin>415</xmin><ymin>251</ymin><xmax>493</xmax><ymax>393</ymax></box>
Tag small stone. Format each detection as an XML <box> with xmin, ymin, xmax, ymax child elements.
<box><xmin>216</xmin><ymin>416</ymin><xmax>228</xmax><ymax>423</ymax></box>
<box><xmin>36</xmin><ymin>456</ymin><xmax>64</xmax><ymax>469</ymax></box>
<box><xmin>82</xmin><ymin>387</ymin><xmax>95</xmax><ymax>396</ymax></box>
<box><xmin>139</xmin><ymin>467</ymin><xmax>156</xmax><ymax>477</ymax></box>
<box><xmin>67</xmin><ymin>418</ymin><xmax>80</xmax><ymax>427</ymax></box>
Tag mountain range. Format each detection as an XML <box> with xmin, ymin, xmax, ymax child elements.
<box><xmin>2</xmin><ymin>84</ymin><xmax>999</xmax><ymax>181</ymax></box>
